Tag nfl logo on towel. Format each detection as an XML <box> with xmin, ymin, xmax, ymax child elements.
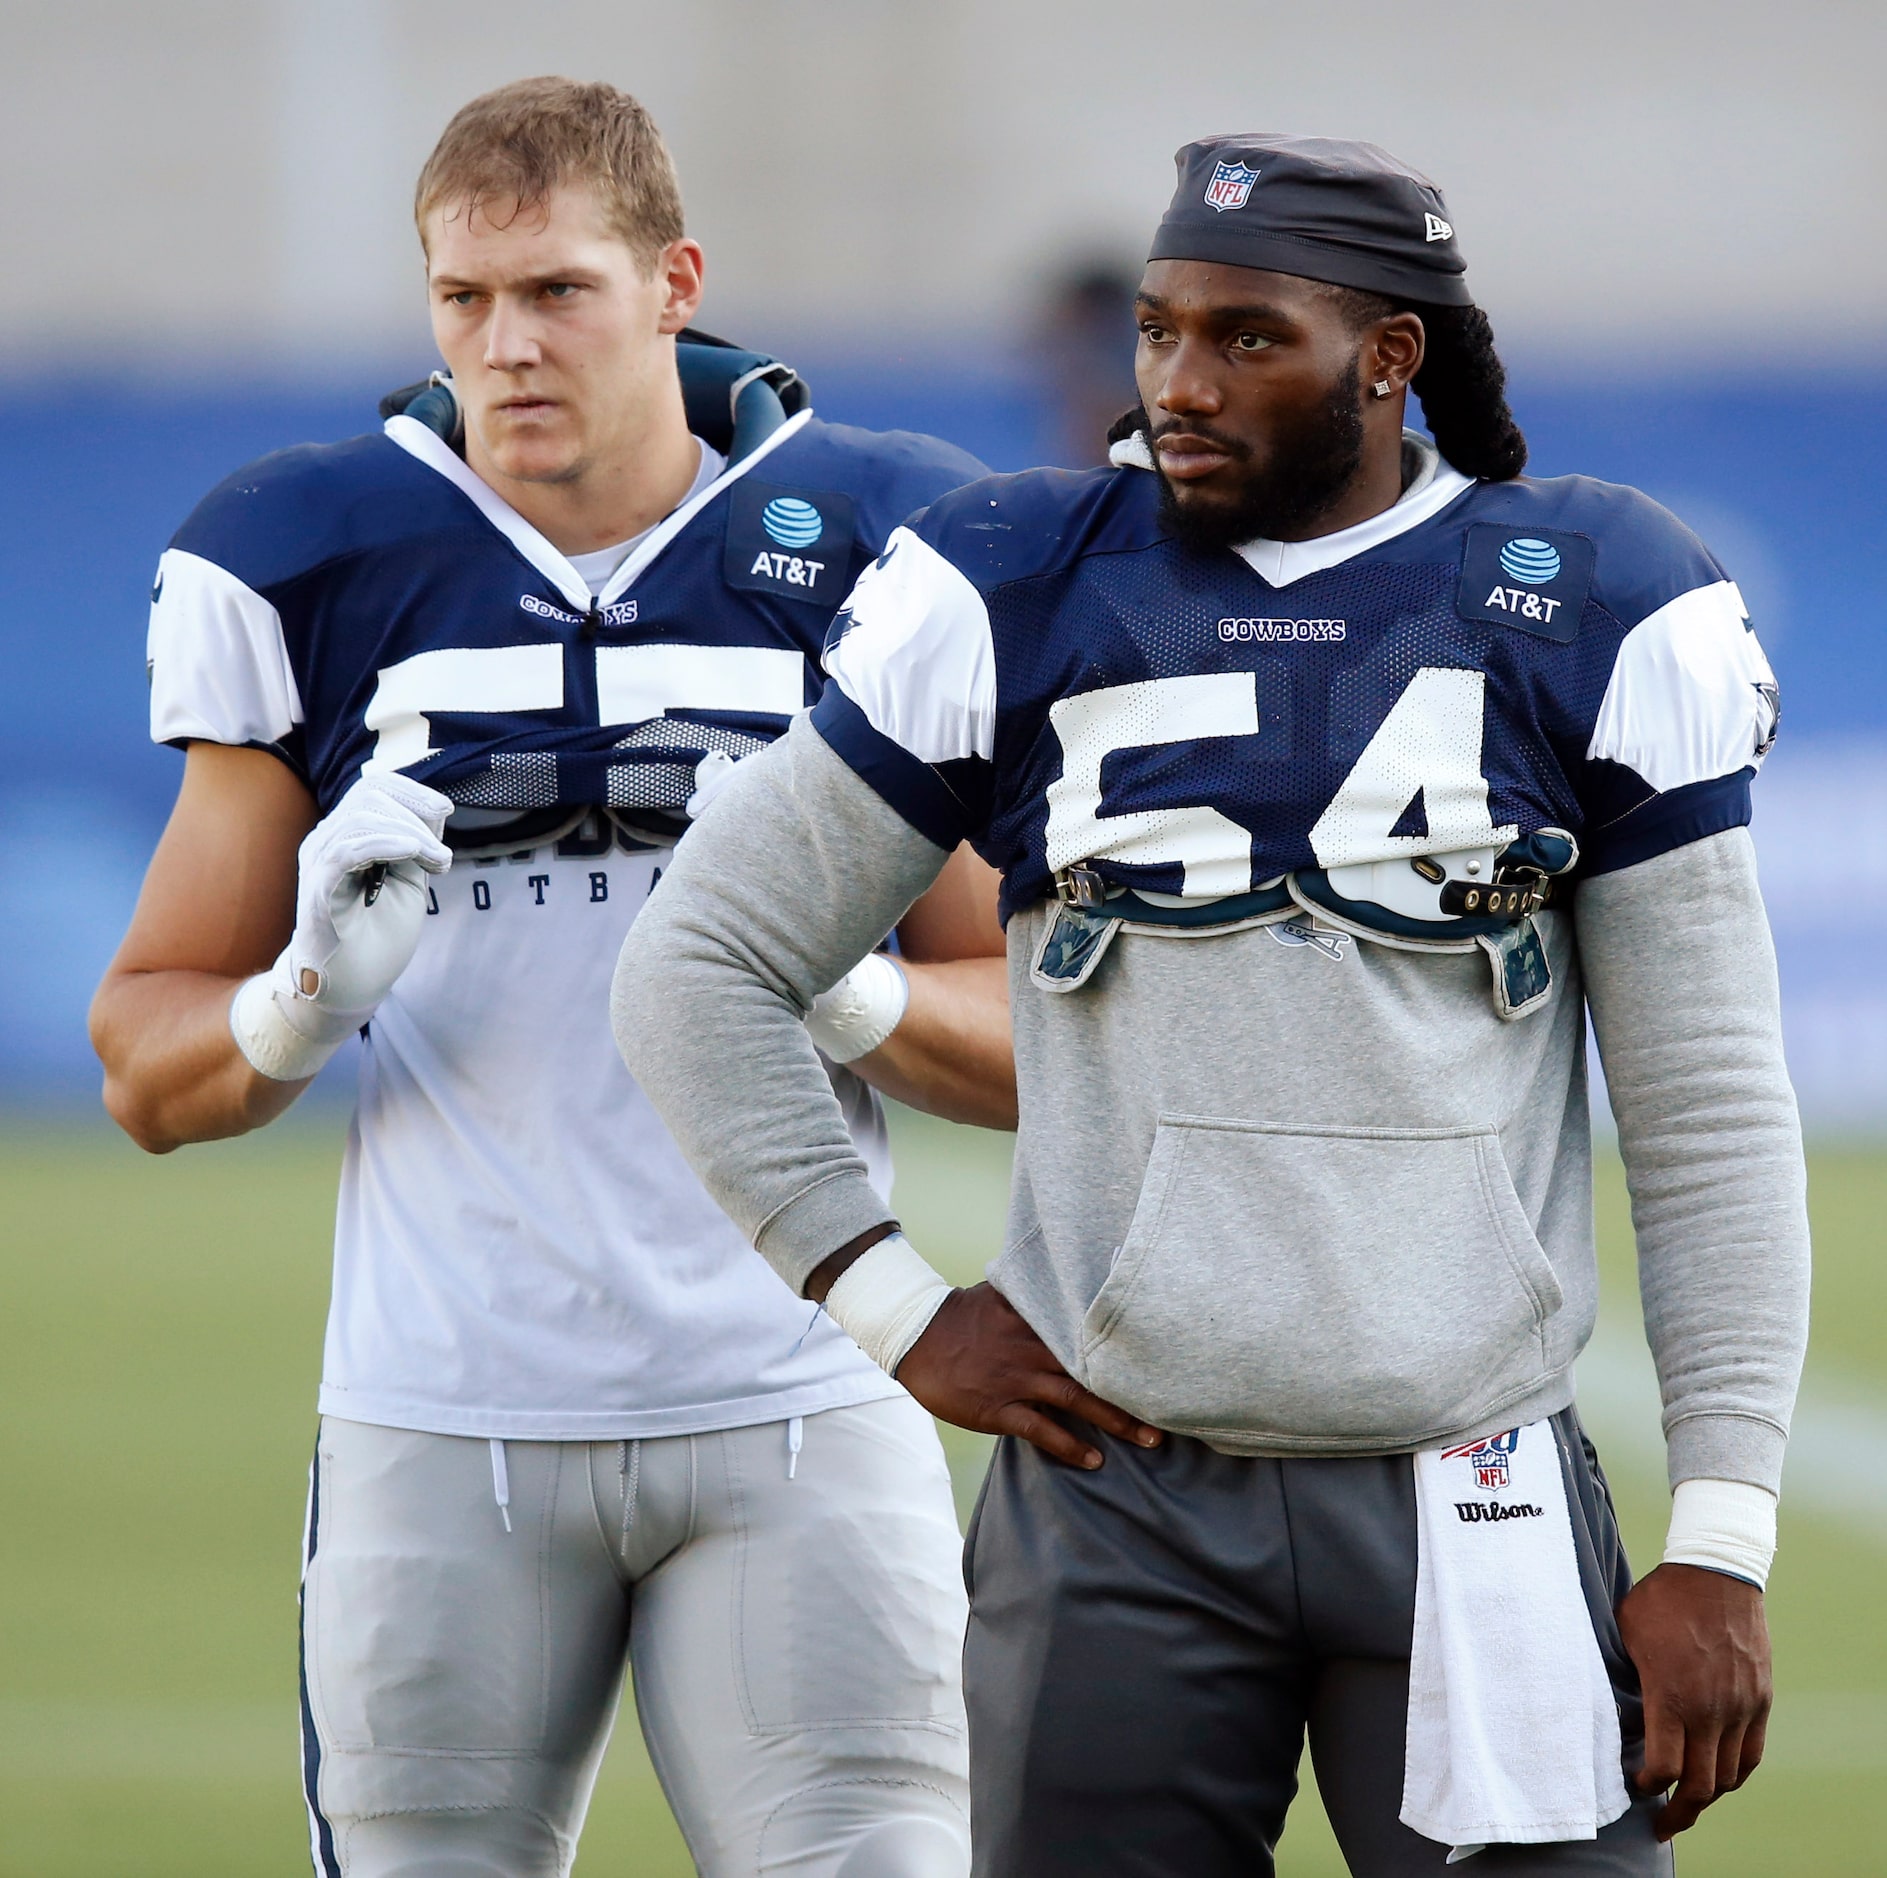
<box><xmin>1204</xmin><ymin>160</ymin><xmax>1261</xmax><ymax>211</ymax></box>
<box><xmin>1442</xmin><ymin>1428</ymin><xmax>1520</xmax><ymax>1491</ymax></box>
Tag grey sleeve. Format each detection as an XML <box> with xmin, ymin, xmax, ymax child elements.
<box><xmin>1576</xmin><ymin>826</ymin><xmax>1810</xmax><ymax>1494</ymax></box>
<box><xmin>611</xmin><ymin>714</ymin><xmax>954</xmax><ymax>1294</ymax></box>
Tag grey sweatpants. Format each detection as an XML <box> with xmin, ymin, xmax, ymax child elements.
<box><xmin>962</xmin><ymin>1406</ymin><xmax>1672</xmax><ymax>1878</ymax></box>
<box><xmin>300</xmin><ymin>1397</ymin><xmax>970</xmax><ymax>1877</ymax></box>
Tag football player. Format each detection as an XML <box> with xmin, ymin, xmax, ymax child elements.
<box><xmin>91</xmin><ymin>78</ymin><xmax>1002</xmax><ymax>1878</ymax></box>
<box><xmin>616</xmin><ymin>136</ymin><xmax>1810</xmax><ymax>1875</ymax></box>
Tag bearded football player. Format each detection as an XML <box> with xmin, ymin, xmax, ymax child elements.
<box><xmin>617</xmin><ymin>136</ymin><xmax>1809</xmax><ymax>1875</ymax></box>
<box><xmin>91</xmin><ymin>78</ymin><xmax>1006</xmax><ymax>1878</ymax></box>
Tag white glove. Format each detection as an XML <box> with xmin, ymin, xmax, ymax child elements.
<box><xmin>685</xmin><ymin>749</ymin><xmax>739</xmax><ymax>821</ymax></box>
<box><xmin>805</xmin><ymin>952</ymin><xmax>910</xmax><ymax>1064</ymax></box>
<box><xmin>231</xmin><ymin>773</ymin><xmax>454</xmax><ymax>1081</ymax></box>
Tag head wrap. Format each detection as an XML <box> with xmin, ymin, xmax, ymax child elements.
<box><xmin>1150</xmin><ymin>134</ymin><xmax>1472</xmax><ymax>306</ymax></box>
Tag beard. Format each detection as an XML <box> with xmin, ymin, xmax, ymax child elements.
<box><xmin>1151</xmin><ymin>360</ymin><xmax>1368</xmax><ymax>553</ymax></box>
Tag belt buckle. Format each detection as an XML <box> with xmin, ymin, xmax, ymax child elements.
<box><xmin>1492</xmin><ymin>866</ymin><xmax>1552</xmax><ymax>916</ymax></box>
<box><xmin>1054</xmin><ymin>864</ymin><xmax>1108</xmax><ymax>912</ymax></box>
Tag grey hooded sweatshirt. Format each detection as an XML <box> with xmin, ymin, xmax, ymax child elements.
<box><xmin>613</xmin><ymin>719</ymin><xmax>1807</xmax><ymax>1492</ymax></box>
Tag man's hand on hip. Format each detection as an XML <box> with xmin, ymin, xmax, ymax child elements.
<box><xmin>1617</xmin><ymin>1560</ymin><xmax>1772</xmax><ymax>1841</ymax></box>
<box><xmin>894</xmin><ymin>1283</ymin><xmax>1163</xmax><ymax>1471</ymax></box>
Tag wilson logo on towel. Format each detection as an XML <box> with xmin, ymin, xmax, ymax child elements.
<box><xmin>1454</xmin><ymin>1501</ymin><xmax>1545</xmax><ymax>1523</ymax></box>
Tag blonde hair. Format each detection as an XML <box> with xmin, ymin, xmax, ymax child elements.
<box><xmin>415</xmin><ymin>77</ymin><xmax>684</xmax><ymax>270</ymax></box>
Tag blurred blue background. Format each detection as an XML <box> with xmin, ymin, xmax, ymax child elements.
<box><xmin>0</xmin><ymin>0</ymin><xmax>1881</xmax><ymax>1119</ymax></box>
<box><xmin>6</xmin><ymin>358</ymin><xmax>1882</xmax><ymax>1118</ymax></box>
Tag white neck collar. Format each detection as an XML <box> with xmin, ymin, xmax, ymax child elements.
<box><xmin>1109</xmin><ymin>427</ymin><xmax>1475</xmax><ymax>588</ymax></box>
<box><xmin>384</xmin><ymin>407</ymin><xmax>813</xmax><ymax>614</ymax></box>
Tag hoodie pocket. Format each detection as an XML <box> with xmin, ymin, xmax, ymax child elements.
<box><xmin>1080</xmin><ymin>1116</ymin><xmax>1563</xmax><ymax>1446</ymax></box>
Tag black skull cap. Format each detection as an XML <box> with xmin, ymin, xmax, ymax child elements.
<box><xmin>1150</xmin><ymin>134</ymin><xmax>1472</xmax><ymax>307</ymax></box>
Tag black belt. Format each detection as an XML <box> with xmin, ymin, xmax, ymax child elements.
<box><xmin>1057</xmin><ymin>863</ymin><xmax>1564</xmax><ymax>927</ymax></box>
<box><xmin>1437</xmin><ymin>874</ymin><xmax>1564</xmax><ymax>920</ymax></box>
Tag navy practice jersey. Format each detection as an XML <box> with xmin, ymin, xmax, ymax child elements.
<box><xmin>151</xmin><ymin>407</ymin><xmax>987</xmax><ymax>843</ymax></box>
<box><xmin>815</xmin><ymin>434</ymin><xmax>1779</xmax><ymax>937</ymax></box>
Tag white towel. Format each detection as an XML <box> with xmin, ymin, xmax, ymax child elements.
<box><xmin>1402</xmin><ymin>1420</ymin><xmax>1630</xmax><ymax>1860</ymax></box>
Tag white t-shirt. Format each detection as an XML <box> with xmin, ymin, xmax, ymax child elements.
<box><xmin>564</xmin><ymin>439</ymin><xmax>723</xmax><ymax>596</ymax></box>
<box><xmin>152</xmin><ymin>426</ymin><xmax>900</xmax><ymax>1439</ymax></box>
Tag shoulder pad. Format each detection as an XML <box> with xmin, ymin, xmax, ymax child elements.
<box><xmin>908</xmin><ymin>464</ymin><xmax>1160</xmax><ymax>593</ymax></box>
<box><xmin>676</xmin><ymin>329</ymin><xmax>809</xmax><ymax>460</ymax></box>
<box><xmin>169</xmin><ymin>434</ymin><xmax>435</xmax><ymax>593</ymax></box>
<box><xmin>372</xmin><ymin>328</ymin><xmax>811</xmax><ymax>465</ymax></box>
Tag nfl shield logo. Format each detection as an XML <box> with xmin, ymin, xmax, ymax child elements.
<box><xmin>1204</xmin><ymin>160</ymin><xmax>1261</xmax><ymax>212</ymax></box>
<box><xmin>1442</xmin><ymin>1426</ymin><xmax>1519</xmax><ymax>1491</ymax></box>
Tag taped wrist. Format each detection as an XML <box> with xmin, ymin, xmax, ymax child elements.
<box><xmin>821</xmin><ymin>1232</ymin><xmax>954</xmax><ymax>1376</ymax></box>
<box><xmin>1663</xmin><ymin>1477</ymin><xmax>1778</xmax><ymax>1589</ymax></box>
<box><xmin>228</xmin><ymin>970</ymin><xmax>361</xmax><ymax>1083</ymax></box>
<box><xmin>804</xmin><ymin>952</ymin><xmax>909</xmax><ymax>1064</ymax></box>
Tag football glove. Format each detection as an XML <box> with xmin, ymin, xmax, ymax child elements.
<box><xmin>231</xmin><ymin>773</ymin><xmax>453</xmax><ymax>1081</ymax></box>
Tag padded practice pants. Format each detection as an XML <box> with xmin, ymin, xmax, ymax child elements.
<box><xmin>300</xmin><ymin>1398</ymin><xmax>970</xmax><ymax>1877</ymax></box>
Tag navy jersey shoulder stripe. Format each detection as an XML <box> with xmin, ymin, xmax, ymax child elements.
<box><xmin>811</xmin><ymin>685</ymin><xmax>979</xmax><ymax>852</ymax></box>
<box><xmin>1582</xmin><ymin>768</ymin><xmax>1753</xmax><ymax>877</ymax></box>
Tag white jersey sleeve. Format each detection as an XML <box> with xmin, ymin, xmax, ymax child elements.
<box><xmin>1586</xmin><ymin>578</ymin><xmax>1778</xmax><ymax>794</ymax></box>
<box><xmin>147</xmin><ymin>546</ymin><xmax>303</xmax><ymax>748</ymax></box>
<box><xmin>821</xmin><ymin>526</ymin><xmax>996</xmax><ymax>765</ymax></box>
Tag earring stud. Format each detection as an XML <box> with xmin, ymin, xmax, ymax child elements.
<box><xmin>1372</xmin><ymin>379</ymin><xmax>1394</xmax><ymax>399</ymax></box>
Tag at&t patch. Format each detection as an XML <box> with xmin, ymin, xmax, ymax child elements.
<box><xmin>724</xmin><ymin>481</ymin><xmax>857</xmax><ymax>607</ymax></box>
<box><xmin>1456</xmin><ymin>524</ymin><xmax>1594</xmax><ymax>642</ymax></box>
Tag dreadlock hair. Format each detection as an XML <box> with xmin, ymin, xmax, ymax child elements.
<box><xmin>1329</xmin><ymin>288</ymin><xmax>1527</xmax><ymax>481</ymax></box>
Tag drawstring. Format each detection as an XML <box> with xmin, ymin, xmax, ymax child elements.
<box><xmin>489</xmin><ymin>1438</ymin><xmax>512</xmax><ymax>1533</ymax></box>
<box><xmin>786</xmin><ymin>1416</ymin><xmax>804</xmax><ymax>1480</ymax></box>
<box><xmin>617</xmin><ymin>1438</ymin><xmax>640</xmax><ymax>1548</ymax></box>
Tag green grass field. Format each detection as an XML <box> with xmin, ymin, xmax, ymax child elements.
<box><xmin>2</xmin><ymin>1111</ymin><xmax>1883</xmax><ymax>1874</ymax></box>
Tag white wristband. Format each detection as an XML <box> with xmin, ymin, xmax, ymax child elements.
<box><xmin>822</xmin><ymin>1232</ymin><xmax>955</xmax><ymax>1376</ymax></box>
<box><xmin>805</xmin><ymin>952</ymin><xmax>910</xmax><ymax>1064</ymax></box>
<box><xmin>1663</xmin><ymin>1477</ymin><xmax>1778</xmax><ymax>1589</ymax></box>
<box><xmin>229</xmin><ymin>972</ymin><xmax>355</xmax><ymax>1083</ymax></box>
